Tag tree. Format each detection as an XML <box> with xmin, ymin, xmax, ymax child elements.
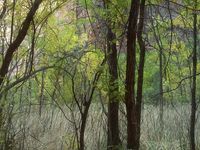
<box><xmin>190</xmin><ymin>0</ymin><xmax>197</xmax><ymax>149</ymax></box>
<box><xmin>0</xmin><ymin>0</ymin><xmax>199</xmax><ymax>149</ymax></box>
<box><xmin>135</xmin><ymin>0</ymin><xmax>146</xmax><ymax>148</ymax></box>
<box><xmin>125</xmin><ymin>0</ymin><xmax>140</xmax><ymax>148</ymax></box>
<box><xmin>0</xmin><ymin>0</ymin><xmax>42</xmax><ymax>87</ymax></box>
<box><xmin>125</xmin><ymin>0</ymin><xmax>146</xmax><ymax>149</ymax></box>
<box><xmin>0</xmin><ymin>0</ymin><xmax>42</xmax><ymax>148</ymax></box>
<box><xmin>106</xmin><ymin>9</ymin><xmax>120</xmax><ymax>150</ymax></box>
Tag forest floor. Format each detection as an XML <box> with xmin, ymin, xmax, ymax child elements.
<box><xmin>10</xmin><ymin>103</ymin><xmax>200</xmax><ymax>150</ymax></box>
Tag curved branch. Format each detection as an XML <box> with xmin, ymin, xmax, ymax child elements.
<box><xmin>0</xmin><ymin>66</ymin><xmax>54</xmax><ymax>96</ymax></box>
<box><xmin>0</xmin><ymin>0</ymin><xmax>42</xmax><ymax>86</ymax></box>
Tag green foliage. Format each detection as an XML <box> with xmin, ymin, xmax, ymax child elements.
<box><xmin>0</xmin><ymin>0</ymin><xmax>200</xmax><ymax>149</ymax></box>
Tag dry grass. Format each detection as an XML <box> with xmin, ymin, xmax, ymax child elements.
<box><xmin>8</xmin><ymin>103</ymin><xmax>200</xmax><ymax>150</ymax></box>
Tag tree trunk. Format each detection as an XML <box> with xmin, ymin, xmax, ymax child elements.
<box><xmin>79</xmin><ymin>106</ymin><xmax>89</xmax><ymax>150</ymax></box>
<box><xmin>125</xmin><ymin>0</ymin><xmax>140</xmax><ymax>149</ymax></box>
<box><xmin>107</xmin><ymin>26</ymin><xmax>120</xmax><ymax>150</ymax></box>
<box><xmin>159</xmin><ymin>39</ymin><xmax>164</xmax><ymax>139</ymax></box>
<box><xmin>136</xmin><ymin>0</ymin><xmax>146</xmax><ymax>149</ymax></box>
<box><xmin>78</xmin><ymin>59</ymin><xmax>106</xmax><ymax>150</ymax></box>
<box><xmin>190</xmin><ymin>1</ymin><xmax>197</xmax><ymax>149</ymax></box>
<box><xmin>0</xmin><ymin>0</ymin><xmax>42</xmax><ymax>147</ymax></box>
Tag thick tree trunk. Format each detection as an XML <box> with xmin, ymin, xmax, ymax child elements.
<box><xmin>190</xmin><ymin>1</ymin><xmax>197</xmax><ymax>149</ymax></box>
<box><xmin>125</xmin><ymin>0</ymin><xmax>140</xmax><ymax>149</ymax></box>
<box><xmin>107</xmin><ymin>27</ymin><xmax>120</xmax><ymax>150</ymax></box>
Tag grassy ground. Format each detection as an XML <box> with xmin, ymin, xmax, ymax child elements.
<box><xmin>10</xmin><ymin>103</ymin><xmax>200</xmax><ymax>150</ymax></box>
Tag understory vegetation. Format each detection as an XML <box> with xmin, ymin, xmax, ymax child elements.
<box><xmin>0</xmin><ymin>0</ymin><xmax>200</xmax><ymax>149</ymax></box>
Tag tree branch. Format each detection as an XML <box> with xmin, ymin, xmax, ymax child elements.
<box><xmin>0</xmin><ymin>66</ymin><xmax>54</xmax><ymax>96</ymax></box>
<box><xmin>0</xmin><ymin>0</ymin><xmax>42</xmax><ymax>86</ymax></box>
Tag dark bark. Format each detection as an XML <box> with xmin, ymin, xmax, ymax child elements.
<box><xmin>107</xmin><ymin>27</ymin><xmax>120</xmax><ymax>150</ymax></box>
<box><xmin>135</xmin><ymin>0</ymin><xmax>146</xmax><ymax>149</ymax></box>
<box><xmin>79</xmin><ymin>106</ymin><xmax>89</xmax><ymax>150</ymax></box>
<box><xmin>190</xmin><ymin>1</ymin><xmax>197</xmax><ymax>149</ymax></box>
<box><xmin>10</xmin><ymin>0</ymin><xmax>16</xmax><ymax>44</ymax></box>
<box><xmin>0</xmin><ymin>0</ymin><xmax>42</xmax><ymax>86</ymax></box>
<box><xmin>125</xmin><ymin>0</ymin><xmax>140</xmax><ymax>149</ymax></box>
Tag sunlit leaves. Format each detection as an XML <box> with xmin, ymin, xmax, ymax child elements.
<box><xmin>80</xmin><ymin>48</ymin><xmax>104</xmax><ymax>80</ymax></box>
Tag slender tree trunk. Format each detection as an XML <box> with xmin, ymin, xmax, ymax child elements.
<box><xmin>135</xmin><ymin>0</ymin><xmax>146</xmax><ymax>149</ymax></box>
<box><xmin>78</xmin><ymin>59</ymin><xmax>106</xmax><ymax>150</ymax></box>
<box><xmin>190</xmin><ymin>1</ymin><xmax>197</xmax><ymax>149</ymax></box>
<box><xmin>79</xmin><ymin>106</ymin><xmax>89</xmax><ymax>150</ymax></box>
<box><xmin>125</xmin><ymin>0</ymin><xmax>140</xmax><ymax>149</ymax></box>
<box><xmin>107</xmin><ymin>26</ymin><xmax>120</xmax><ymax>150</ymax></box>
<box><xmin>39</xmin><ymin>70</ymin><xmax>45</xmax><ymax>116</ymax></box>
<box><xmin>159</xmin><ymin>43</ymin><xmax>164</xmax><ymax>138</ymax></box>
